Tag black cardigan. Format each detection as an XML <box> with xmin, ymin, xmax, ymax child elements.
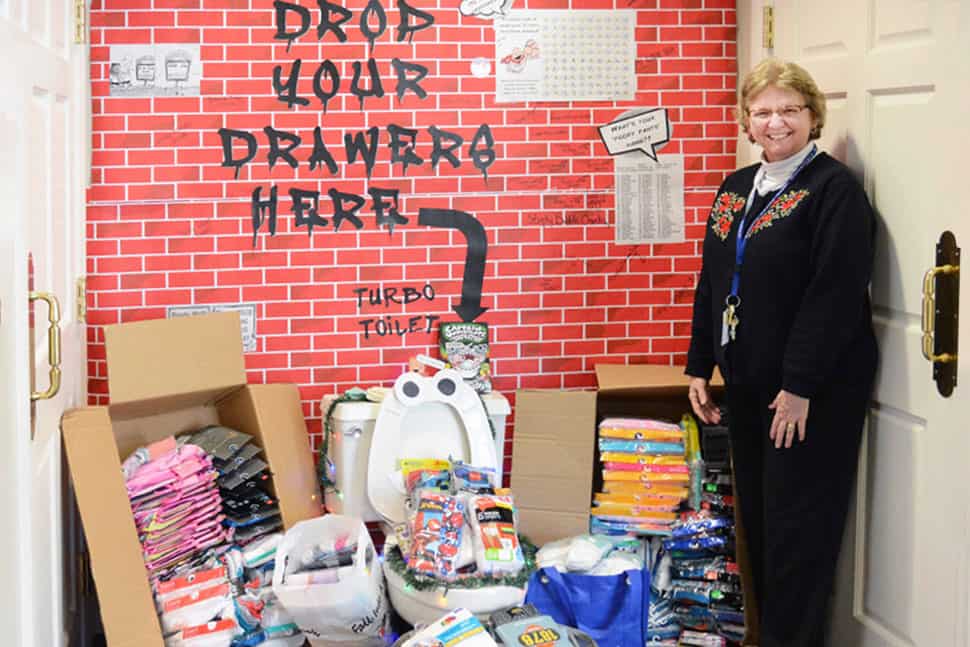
<box><xmin>685</xmin><ymin>152</ymin><xmax>878</xmax><ymax>399</ymax></box>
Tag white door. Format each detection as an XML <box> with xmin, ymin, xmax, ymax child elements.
<box><xmin>769</xmin><ymin>1</ymin><xmax>970</xmax><ymax>645</ymax></box>
<box><xmin>0</xmin><ymin>0</ymin><xmax>89</xmax><ymax>645</ymax></box>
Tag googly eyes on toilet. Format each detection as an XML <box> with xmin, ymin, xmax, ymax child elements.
<box><xmin>394</xmin><ymin>372</ymin><xmax>426</xmax><ymax>406</ymax></box>
<box><xmin>432</xmin><ymin>369</ymin><xmax>464</xmax><ymax>399</ymax></box>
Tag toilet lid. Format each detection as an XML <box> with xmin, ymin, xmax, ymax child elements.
<box><xmin>366</xmin><ymin>369</ymin><xmax>498</xmax><ymax>525</ymax></box>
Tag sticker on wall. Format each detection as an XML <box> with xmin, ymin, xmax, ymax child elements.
<box><xmin>109</xmin><ymin>44</ymin><xmax>202</xmax><ymax>97</ymax></box>
<box><xmin>494</xmin><ymin>10</ymin><xmax>635</xmax><ymax>103</ymax></box>
<box><xmin>460</xmin><ymin>0</ymin><xmax>513</xmax><ymax>19</ymax></box>
<box><xmin>470</xmin><ymin>57</ymin><xmax>492</xmax><ymax>78</ymax></box>
<box><xmin>598</xmin><ymin>108</ymin><xmax>671</xmax><ymax>162</ymax></box>
<box><xmin>168</xmin><ymin>303</ymin><xmax>257</xmax><ymax>351</ymax></box>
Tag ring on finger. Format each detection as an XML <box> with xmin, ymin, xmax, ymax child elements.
<box><xmin>786</xmin><ymin>422</ymin><xmax>795</xmax><ymax>432</ymax></box>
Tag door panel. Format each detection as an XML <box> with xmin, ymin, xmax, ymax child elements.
<box><xmin>0</xmin><ymin>0</ymin><xmax>88</xmax><ymax>645</ymax></box>
<box><xmin>771</xmin><ymin>0</ymin><xmax>970</xmax><ymax>645</ymax></box>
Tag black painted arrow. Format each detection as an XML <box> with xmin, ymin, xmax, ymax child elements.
<box><xmin>417</xmin><ymin>207</ymin><xmax>488</xmax><ymax>322</ymax></box>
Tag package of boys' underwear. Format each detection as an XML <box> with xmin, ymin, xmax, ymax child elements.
<box><xmin>217</xmin><ymin>458</ymin><xmax>270</xmax><ymax>491</ymax></box>
<box><xmin>185</xmin><ymin>425</ymin><xmax>253</xmax><ymax>462</ymax></box>
<box><xmin>451</xmin><ymin>461</ymin><xmax>496</xmax><ymax>495</ymax></box>
<box><xmin>213</xmin><ymin>443</ymin><xmax>262</xmax><ymax>476</ymax></box>
<box><xmin>408</xmin><ymin>492</ymin><xmax>465</xmax><ymax>578</ymax></box>
<box><xmin>403</xmin><ymin>607</ymin><xmax>497</xmax><ymax>646</ymax></box>
<box><xmin>678</xmin><ymin>629</ymin><xmax>727</xmax><ymax>646</ymax></box>
<box><xmin>467</xmin><ymin>494</ymin><xmax>524</xmax><ymax>575</ymax></box>
<box><xmin>671</xmin><ymin>514</ymin><xmax>735</xmax><ymax>538</ymax></box>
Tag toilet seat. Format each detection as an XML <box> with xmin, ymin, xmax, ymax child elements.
<box><xmin>366</xmin><ymin>369</ymin><xmax>497</xmax><ymax>526</ymax></box>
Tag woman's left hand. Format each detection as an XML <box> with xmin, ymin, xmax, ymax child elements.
<box><xmin>768</xmin><ymin>390</ymin><xmax>810</xmax><ymax>448</ymax></box>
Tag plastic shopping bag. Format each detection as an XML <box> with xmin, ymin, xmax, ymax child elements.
<box><xmin>272</xmin><ymin>515</ymin><xmax>387</xmax><ymax>646</ymax></box>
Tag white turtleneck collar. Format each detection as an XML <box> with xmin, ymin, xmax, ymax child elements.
<box><xmin>753</xmin><ymin>142</ymin><xmax>816</xmax><ymax>196</ymax></box>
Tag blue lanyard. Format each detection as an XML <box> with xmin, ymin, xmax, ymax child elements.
<box><xmin>728</xmin><ymin>145</ymin><xmax>817</xmax><ymax>300</ymax></box>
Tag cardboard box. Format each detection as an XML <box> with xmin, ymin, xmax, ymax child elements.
<box><xmin>510</xmin><ymin>364</ymin><xmax>723</xmax><ymax>546</ymax></box>
<box><xmin>62</xmin><ymin>312</ymin><xmax>322</xmax><ymax>647</ymax></box>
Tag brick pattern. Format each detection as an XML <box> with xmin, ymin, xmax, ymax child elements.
<box><xmin>86</xmin><ymin>0</ymin><xmax>738</xmax><ymax>466</ymax></box>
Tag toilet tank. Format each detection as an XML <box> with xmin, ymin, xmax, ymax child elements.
<box><xmin>321</xmin><ymin>391</ymin><xmax>511</xmax><ymax>522</ymax></box>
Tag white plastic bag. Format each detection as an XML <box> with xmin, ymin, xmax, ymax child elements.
<box><xmin>272</xmin><ymin>515</ymin><xmax>388</xmax><ymax>646</ymax></box>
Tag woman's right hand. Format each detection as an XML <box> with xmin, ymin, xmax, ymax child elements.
<box><xmin>688</xmin><ymin>377</ymin><xmax>721</xmax><ymax>425</ymax></box>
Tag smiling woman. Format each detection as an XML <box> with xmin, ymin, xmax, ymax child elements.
<box><xmin>685</xmin><ymin>58</ymin><xmax>878</xmax><ymax>647</ymax></box>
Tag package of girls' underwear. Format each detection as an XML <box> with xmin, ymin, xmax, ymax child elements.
<box><xmin>408</xmin><ymin>492</ymin><xmax>465</xmax><ymax>578</ymax></box>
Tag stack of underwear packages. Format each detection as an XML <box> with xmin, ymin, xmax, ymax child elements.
<box><xmin>590</xmin><ymin>417</ymin><xmax>689</xmax><ymax>536</ymax></box>
<box><xmin>122</xmin><ymin>426</ymin><xmax>303</xmax><ymax>647</ymax></box>
<box><xmin>646</xmin><ymin>462</ymin><xmax>743</xmax><ymax>645</ymax></box>
<box><xmin>395</xmin><ymin>459</ymin><xmax>525</xmax><ymax>581</ymax></box>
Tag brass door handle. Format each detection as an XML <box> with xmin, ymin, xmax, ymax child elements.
<box><xmin>29</xmin><ymin>291</ymin><xmax>62</xmax><ymax>401</ymax></box>
<box><xmin>921</xmin><ymin>264</ymin><xmax>959</xmax><ymax>363</ymax></box>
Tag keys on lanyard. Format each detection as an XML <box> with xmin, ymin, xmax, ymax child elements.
<box><xmin>721</xmin><ymin>144</ymin><xmax>818</xmax><ymax>348</ymax></box>
<box><xmin>721</xmin><ymin>295</ymin><xmax>740</xmax><ymax>346</ymax></box>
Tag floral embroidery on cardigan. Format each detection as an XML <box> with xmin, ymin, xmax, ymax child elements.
<box><xmin>709</xmin><ymin>192</ymin><xmax>747</xmax><ymax>241</ymax></box>
<box><xmin>745</xmin><ymin>189</ymin><xmax>811</xmax><ymax>238</ymax></box>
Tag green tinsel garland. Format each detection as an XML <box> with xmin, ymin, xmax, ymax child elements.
<box><xmin>383</xmin><ymin>537</ymin><xmax>538</xmax><ymax>592</ymax></box>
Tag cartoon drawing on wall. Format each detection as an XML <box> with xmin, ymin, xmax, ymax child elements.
<box><xmin>109</xmin><ymin>44</ymin><xmax>201</xmax><ymax>97</ymax></box>
<box><xmin>459</xmin><ymin>0</ymin><xmax>513</xmax><ymax>19</ymax></box>
<box><xmin>500</xmin><ymin>39</ymin><xmax>538</xmax><ymax>73</ymax></box>
<box><xmin>135</xmin><ymin>55</ymin><xmax>155</xmax><ymax>88</ymax></box>
<box><xmin>108</xmin><ymin>59</ymin><xmax>133</xmax><ymax>90</ymax></box>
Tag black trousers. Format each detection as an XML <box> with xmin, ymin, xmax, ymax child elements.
<box><xmin>726</xmin><ymin>382</ymin><xmax>869</xmax><ymax>647</ymax></box>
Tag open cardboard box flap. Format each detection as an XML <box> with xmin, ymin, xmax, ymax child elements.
<box><xmin>63</xmin><ymin>312</ymin><xmax>321</xmax><ymax>647</ymax></box>
<box><xmin>62</xmin><ymin>407</ymin><xmax>163</xmax><ymax>647</ymax></box>
<box><xmin>595</xmin><ymin>363</ymin><xmax>723</xmax><ymax>396</ymax></box>
<box><xmin>105</xmin><ymin>311</ymin><xmax>247</xmax><ymax>416</ymax></box>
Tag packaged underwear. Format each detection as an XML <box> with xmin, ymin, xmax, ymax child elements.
<box><xmin>467</xmin><ymin>494</ymin><xmax>524</xmax><ymax>575</ymax></box>
<box><xmin>408</xmin><ymin>492</ymin><xmax>465</xmax><ymax>578</ymax></box>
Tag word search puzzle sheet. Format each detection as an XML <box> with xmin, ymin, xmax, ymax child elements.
<box><xmin>494</xmin><ymin>10</ymin><xmax>636</xmax><ymax>103</ymax></box>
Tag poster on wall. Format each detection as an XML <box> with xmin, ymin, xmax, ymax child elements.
<box><xmin>493</xmin><ymin>10</ymin><xmax>635</xmax><ymax>103</ymax></box>
<box><xmin>109</xmin><ymin>44</ymin><xmax>202</xmax><ymax>97</ymax></box>
<box><xmin>614</xmin><ymin>154</ymin><xmax>685</xmax><ymax>245</ymax></box>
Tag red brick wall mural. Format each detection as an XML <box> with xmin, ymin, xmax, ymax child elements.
<box><xmin>86</xmin><ymin>0</ymin><xmax>738</xmax><ymax>470</ymax></box>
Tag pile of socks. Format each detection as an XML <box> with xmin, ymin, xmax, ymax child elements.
<box><xmin>660</xmin><ymin>473</ymin><xmax>744</xmax><ymax>646</ymax></box>
<box><xmin>124</xmin><ymin>437</ymin><xmax>232</xmax><ymax>582</ymax></box>
<box><xmin>590</xmin><ymin>417</ymin><xmax>689</xmax><ymax>536</ymax></box>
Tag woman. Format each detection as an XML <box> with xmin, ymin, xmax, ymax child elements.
<box><xmin>686</xmin><ymin>58</ymin><xmax>878</xmax><ymax>647</ymax></box>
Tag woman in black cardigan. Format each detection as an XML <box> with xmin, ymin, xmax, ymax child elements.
<box><xmin>686</xmin><ymin>58</ymin><xmax>878</xmax><ymax>647</ymax></box>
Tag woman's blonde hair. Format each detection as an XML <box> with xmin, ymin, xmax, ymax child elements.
<box><xmin>737</xmin><ymin>58</ymin><xmax>826</xmax><ymax>143</ymax></box>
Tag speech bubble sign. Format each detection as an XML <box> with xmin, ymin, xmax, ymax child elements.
<box><xmin>460</xmin><ymin>0</ymin><xmax>513</xmax><ymax>19</ymax></box>
<box><xmin>598</xmin><ymin>108</ymin><xmax>671</xmax><ymax>161</ymax></box>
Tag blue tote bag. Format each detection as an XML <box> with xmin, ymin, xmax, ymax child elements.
<box><xmin>524</xmin><ymin>566</ymin><xmax>650</xmax><ymax>647</ymax></box>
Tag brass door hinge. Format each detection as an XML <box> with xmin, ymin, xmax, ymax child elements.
<box><xmin>762</xmin><ymin>5</ymin><xmax>775</xmax><ymax>50</ymax></box>
<box><xmin>76</xmin><ymin>276</ymin><xmax>86</xmax><ymax>323</ymax></box>
<box><xmin>73</xmin><ymin>0</ymin><xmax>86</xmax><ymax>44</ymax></box>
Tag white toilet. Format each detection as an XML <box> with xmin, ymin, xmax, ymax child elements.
<box><xmin>321</xmin><ymin>370</ymin><xmax>525</xmax><ymax>626</ymax></box>
<box><xmin>322</xmin><ymin>376</ymin><xmax>510</xmax><ymax>523</ymax></box>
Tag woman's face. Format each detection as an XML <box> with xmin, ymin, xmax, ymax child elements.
<box><xmin>746</xmin><ymin>85</ymin><xmax>817</xmax><ymax>162</ymax></box>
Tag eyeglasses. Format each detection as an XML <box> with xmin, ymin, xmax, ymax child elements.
<box><xmin>748</xmin><ymin>105</ymin><xmax>809</xmax><ymax>122</ymax></box>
